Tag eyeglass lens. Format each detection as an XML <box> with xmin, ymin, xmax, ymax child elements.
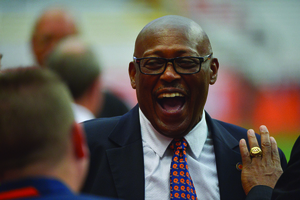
<box><xmin>140</xmin><ymin>57</ymin><xmax>202</xmax><ymax>74</ymax></box>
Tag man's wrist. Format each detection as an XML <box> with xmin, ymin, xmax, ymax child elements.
<box><xmin>246</xmin><ymin>185</ymin><xmax>273</xmax><ymax>200</ymax></box>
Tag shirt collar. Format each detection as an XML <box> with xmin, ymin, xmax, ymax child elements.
<box><xmin>71</xmin><ymin>103</ymin><xmax>95</xmax><ymax>123</ymax></box>
<box><xmin>139</xmin><ymin>109</ymin><xmax>208</xmax><ymax>159</ymax></box>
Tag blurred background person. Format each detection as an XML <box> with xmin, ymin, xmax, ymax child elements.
<box><xmin>30</xmin><ymin>7</ymin><xmax>78</xmax><ymax>67</ymax></box>
<box><xmin>1</xmin><ymin>0</ymin><xmax>300</xmax><ymax>160</ymax></box>
<box><xmin>30</xmin><ymin>7</ymin><xmax>129</xmax><ymax>119</ymax></box>
<box><xmin>0</xmin><ymin>67</ymin><xmax>114</xmax><ymax>200</ymax></box>
<box><xmin>46</xmin><ymin>36</ymin><xmax>101</xmax><ymax>122</ymax></box>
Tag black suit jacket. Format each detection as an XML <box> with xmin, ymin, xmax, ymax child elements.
<box><xmin>272</xmin><ymin>135</ymin><xmax>300</xmax><ymax>199</ymax></box>
<box><xmin>246</xmin><ymin>136</ymin><xmax>300</xmax><ymax>200</ymax></box>
<box><xmin>82</xmin><ymin>105</ymin><xmax>287</xmax><ymax>200</ymax></box>
<box><xmin>96</xmin><ymin>91</ymin><xmax>129</xmax><ymax>118</ymax></box>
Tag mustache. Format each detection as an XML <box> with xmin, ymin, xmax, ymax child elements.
<box><xmin>154</xmin><ymin>83</ymin><xmax>188</xmax><ymax>95</ymax></box>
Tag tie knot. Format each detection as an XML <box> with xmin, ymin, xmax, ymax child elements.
<box><xmin>169</xmin><ymin>138</ymin><xmax>188</xmax><ymax>151</ymax></box>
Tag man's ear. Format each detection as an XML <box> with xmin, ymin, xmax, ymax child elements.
<box><xmin>129</xmin><ymin>62</ymin><xmax>137</xmax><ymax>89</ymax></box>
<box><xmin>209</xmin><ymin>58</ymin><xmax>219</xmax><ymax>85</ymax></box>
<box><xmin>71</xmin><ymin>123</ymin><xmax>88</xmax><ymax>159</ymax></box>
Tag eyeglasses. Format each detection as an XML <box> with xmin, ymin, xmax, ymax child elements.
<box><xmin>133</xmin><ymin>53</ymin><xmax>212</xmax><ymax>75</ymax></box>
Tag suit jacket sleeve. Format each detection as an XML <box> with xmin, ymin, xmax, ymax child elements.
<box><xmin>245</xmin><ymin>185</ymin><xmax>273</xmax><ymax>200</ymax></box>
<box><xmin>208</xmin><ymin>117</ymin><xmax>287</xmax><ymax>200</ymax></box>
<box><xmin>271</xmin><ymin>135</ymin><xmax>300</xmax><ymax>199</ymax></box>
<box><xmin>245</xmin><ymin>136</ymin><xmax>300</xmax><ymax>200</ymax></box>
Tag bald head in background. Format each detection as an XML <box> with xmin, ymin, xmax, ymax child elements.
<box><xmin>32</xmin><ymin>8</ymin><xmax>129</xmax><ymax>119</ymax></box>
<box><xmin>31</xmin><ymin>8</ymin><xmax>78</xmax><ymax>66</ymax></box>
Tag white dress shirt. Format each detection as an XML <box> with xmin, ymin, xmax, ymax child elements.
<box><xmin>140</xmin><ymin>109</ymin><xmax>220</xmax><ymax>200</ymax></box>
<box><xmin>72</xmin><ymin>103</ymin><xmax>95</xmax><ymax>123</ymax></box>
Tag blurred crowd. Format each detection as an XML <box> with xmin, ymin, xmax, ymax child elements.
<box><xmin>1</xmin><ymin>0</ymin><xmax>300</xmax><ymax>134</ymax></box>
<box><xmin>1</xmin><ymin>1</ymin><xmax>300</xmax><ymax>199</ymax></box>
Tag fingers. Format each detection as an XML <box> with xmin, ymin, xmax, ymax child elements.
<box><xmin>239</xmin><ymin>125</ymin><xmax>283</xmax><ymax>195</ymax></box>
<box><xmin>240</xmin><ymin>126</ymin><xmax>279</xmax><ymax>163</ymax></box>
<box><xmin>239</xmin><ymin>138</ymin><xmax>251</xmax><ymax>165</ymax></box>
<box><xmin>247</xmin><ymin>129</ymin><xmax>260</xmax><ymax>149</ymax></box>
<box><xmin>259</xmin><ymin>125</ymin><xmax>271</xmax><ymax>161</ymax></box>
<box><xmin>270</xmin><ymin>136</ymin><xmax>281</xmax><ymax>164</ymax></box>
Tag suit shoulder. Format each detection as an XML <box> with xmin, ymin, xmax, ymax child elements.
<box><xmin>211</xmin><ymin>118</ymin><xmax>287</xmax><ymax>168</ymax></box>
<box><xmin>83</xmin><ymin>117</ymin><xmax>122</xmax><ymax>144</ymax></box>
<box><xmin>212</xmin><ymin>119</ymin><xmax>250</xmax><ymax>140</ymax></box>
<box><xmin>98</xmin><ymin>91</ymin><xmax>129</xmax><ymax>118</ymax></box>
<box><xmin>84</xmin><ymin>116</ymin><xmax>122</xmax><ymax>131</ymax></box>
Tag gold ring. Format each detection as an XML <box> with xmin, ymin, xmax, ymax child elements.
<box><xmin>250</xmin><ymin>147</ymin><xmax>262</xmax><ymax>157</ymax></box>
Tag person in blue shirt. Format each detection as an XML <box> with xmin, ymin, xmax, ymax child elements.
<box><xmin>0</xmin><ymin>67</ymin><xmax>115</xmax><ymax>200</ymax></box>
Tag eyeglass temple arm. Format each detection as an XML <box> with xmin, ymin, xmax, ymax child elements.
<box><xmin>204</xmin><ymin>53</ymin><xmax>213</xmax><ymax>62</ymax></box>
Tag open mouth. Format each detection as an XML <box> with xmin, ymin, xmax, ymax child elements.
<box><xmin>157</xmin><ymin>93</ymin><xmax>186</xmax><ymax>113</ymax></box>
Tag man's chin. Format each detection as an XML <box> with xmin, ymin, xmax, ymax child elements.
<box><xmin>154</xmin><ymin>122</ymin><xmax>189</xmax><ymax>138</ymax></box>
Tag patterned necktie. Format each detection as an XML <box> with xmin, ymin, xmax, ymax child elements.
<box><xmin>169</xmin><ymin>138</ymin><xmax>197</xmax><ymax>200</ymax></box>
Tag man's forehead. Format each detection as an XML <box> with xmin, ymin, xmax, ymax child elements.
<box><xmin>142</xmin><ymin>46</ymin><xmax>199</xmax><ymax>58</ymax></box>
<box><xmin>135</xmin><ymin>24</ymin><xmax>208</xmax><ymax>56</ymax></box>
<box><xmin>137</xmin><ymin>16</ymin><xmax>206</xmax><ymax>44</ymax></box>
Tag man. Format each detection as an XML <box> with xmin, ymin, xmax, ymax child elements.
<box><xmin>239</xmin><ymin>126</ymin><xmax>300</xmax><ymax>200</ymax></box>
<box><xmin>46</xmin><ymin>36</ymin><xmax>102</xmax><ymax>122</ymax></box>
<box><xmin>81</xmin><ymin>15</ymin><xmax>287</xmax><ymax>200</ymax></box>
<box><xmin>31</xmin><ymin>8</ymin><xmax>78</xmax><ymax>67</ymax></box>
<box><xmin>0</xmin><ymin>68</ymin><xmax>114</xmax><ymax>199</ymax></box>
<box><xmin>31</xmin><ymin>7</ymin><xmax>129</xmax><ymax>118</ymax></box>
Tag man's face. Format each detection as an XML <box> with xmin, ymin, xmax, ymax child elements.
<box><xmin>129</xmin><ymin>28</ymin><xmax>218</xmax><ymax>138</ymax></box>
<box><xmin>31</xmin><ymin>17</ymin><xmax>77</xmax><ymax>66</ymax></box>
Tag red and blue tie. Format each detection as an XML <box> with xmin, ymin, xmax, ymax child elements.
<box><xmin>170</xmin><ymin>138</ymin><xmax>197</xmax><ymax>200</ymax></box>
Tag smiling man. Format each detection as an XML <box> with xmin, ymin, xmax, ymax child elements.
<box><xmin>130</xmin><ymin>16</ymin><xmax>215</xmax><ymax>139</ymax></box>
<box><xmin>81</xmin><ymin>15</ymin><xmax>287</xmax><ymax>200</ymax></box>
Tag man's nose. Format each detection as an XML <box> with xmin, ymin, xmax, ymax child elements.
<box><xmin>160</xmin><ymin>62</ymin><xmax>181</xmax><ymax>82</ymax></box>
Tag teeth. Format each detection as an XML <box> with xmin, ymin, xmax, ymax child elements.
<box><xmin>158</xmin><ymin>93</ymin><xmax>184</xmax><ymax>98</ymax></box>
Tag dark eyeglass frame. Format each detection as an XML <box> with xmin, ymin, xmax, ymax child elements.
<box><xmin>133</xmin><ymin>53</ymin><xmax>212</xmax><ymax>75</ymax></box>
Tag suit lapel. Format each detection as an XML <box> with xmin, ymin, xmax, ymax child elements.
<box><xmin>104</xmin><ymin>108</ymin><xmax>246</xmax><ymax>200</ymax></box>
<box><xmin>106</xmin><ymin>105</ymin><xmax>145</xmax><ymax>200</ymax></box>
<box><xmin>206</xmin><ymin>113</ymin><xmax>246</xmax><ymax>200</ymax></box>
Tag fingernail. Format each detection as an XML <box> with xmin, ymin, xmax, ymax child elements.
<box><xmin>270</xmin><ymin>137</ymin><xmax>277</xmax><ymax>144</ymax></box>
<box><xmin>260</xmin><ymin>125</ymin><xmax>268</xmax><ymax>132</ymax></box>
<box><xmin>240</xmin><ymin>139</ymin><xmax>246</xmax><ymax>146</ymax></box>
<box><xmin>248</xmin><ymin>129</ymin><xmax>255</xmax><ymax>136</ymax></box>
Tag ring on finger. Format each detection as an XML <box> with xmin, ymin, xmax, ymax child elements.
<box><xmin>250</xmin><ymin>146</ymin><xmax>262</xmax><ymax>158</ymax></box>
